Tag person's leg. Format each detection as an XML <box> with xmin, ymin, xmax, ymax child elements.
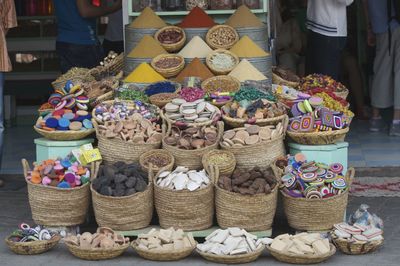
<box><xmin>0</xmin><ymin>73</ymin><xmax>4</xmax><ymax>187</ymax></box>
<box><xmin>370</xmin><ymin>31</ymin><xmax>393</xmax><ymax>131</ymax></box>
<box><xmin>305</xmin><ymin>31</ymin><xmax>316</xmax><ymax>75</ymax></box>
<box><xmin>56</xmin><ymin>42</ymin><xmax>103</xmax><ymax>73</ymax></box>
<box><xmin>389</xmin><ymin>28</ymin><xmax>400</xmax><ymax>135</ymax></box>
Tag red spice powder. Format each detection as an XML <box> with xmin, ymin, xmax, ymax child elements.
<box><xmin>178</xmin><ymin>7</ymin><xmax>216</xmax><ymax>28</ymax></box>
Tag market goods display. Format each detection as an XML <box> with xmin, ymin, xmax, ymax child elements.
<box><xmin>179</xmin><ymin>7</ymin><xmax>215</xmax><ymax>27</ymax></box>
<box><xmin>202</xmin><ymin>76</ymin><xmax>240</xmax><ymax>106</ymax></box>
<box><xmin>5</xmin><ymin>223</ymin><xmax>61</xmax><ymax>255</ymax></box>
<box><xmin>151</xmin><ymin>54</ymin><xmax>185</xmax><ymax>78</ymax></box>
<box><xmin>299</xmin><ymin>74</ymin><xmax>349</xmax><ymax>100</ymax></box>
<box><xmin>163</xmin><ymin>123</ymin><xmax>219</xmax><ymax>149</ymax></box>
<box><xmin>273</xmin><ymin>155</ymin><xmax>355</xmax><ymax>231</ymax></box>
<box><xmin>225</xmin><ymin>5</ymin><xmax>264</xmax><ymax>28</ymax></box>
<box><xmin>206</xmin><ymin>25</ymin><xmax>239</xmax><ymax>49</ymax></box>
<box><xmin>206</xmin><ymin>49</ymin><xmax>239</xmax><ymax>75</ymax></box>
<box><xmin>139</xmin><ymin>149</ymin><xmax>175</xmax><ymax>174</ymax></box>
<box><xmin>175</xmin><ymin>57</ymin><xmax>214</xmax><ymax>83</ymax></box>
<box><xmin>153</xmin><ymin>165</ymin><xmax>216</xmax><ymax>230</ymax></box>
<box><xmin>163</xmin><ymin>98</ymin><xmax>220</xmax><ymax>125</ymax></box>
<box><xmin>22</xmin><ymin>158</ymin><xmax>93</xmax><ymax>226</ymax></box>
<box><xmin>133</xmin><ymin>228</ymin><xmax>196</xmax><ymax>261</ymax></box>
<box><xmin>116</xmin><ymin>86</ymin><xmax>149</xmax><ymax>102</ymax></box>
<box><xmin>51</xmin><ymin>67</ymin><xmax>94</xmax><ymax>91</ymax></box>
<box><xmin>155</xmin><ymin>26</ymin><xmax>186</xmax><ymax>52</ymax></box>
<box><xmin>129</xmin><ymin>7</ymin><xmax>167</xmax><ymax>29</ymax></box>
<box><xmin>196</xmin><ymin>228</ymin><xmax>266</xmax><ymax>264</ymax></box>
<box><xmin>228</xmin><ymin>59</ymin><xmax>268</xmax><ymax>82</ymax></box>
<box><xmin>80</xmin><ymin>75</ymin><xmax>119</xmax><ymax>107</ymax></box>
<box><xmin>156</xmin><ymin>167</ymin><xmax>210</xmax><ymax>191</ymax></box>
<box><xmin>64</xmin><ymin>227</ymin><xmax>130</xmax><ymax>260</ymax></box>
<box><xmin>313</xmin><ymin>91</ymin><xmax>353</xmax><ymax>115</ymax></box>
<box><xmin>149</xmin><ymin>93</ymin><xmax>179</xmax><ymax>108</ymax></box>
<box><xmin>124</xmin><ymin>62</ymin><xmax>166</xmax><ymax>84</ymax></box>
<box><xmin>331</xmin><ymin>204</ymin><xmax>384</xmax><ymax>255</ymax></box>
<box><xmin>178</xmin><ymin>36</ymin><xmax>213</xmax><ymax>60</ymax></box>
<box><xmin>145</xmin><ymin>81</ymin><xmax>179</xmax><ymax>96</ymax></box>
<box><xmin>230</xmin><ymin>36</ymin><xmax>269</xmax><ymax>58</ymax></box>
<box><xmin>267</xmin><ymin>233</ymin><xmax>336</xmax><ymax>264</ymax></box>
<box><xmin>202</xmin><ymin>149</ymin><xmax>236</xmax><ymax>177</ymax></box>
<box><xmin>272</xmin><ymin>66</ymin><xmax>300</xmax><ymax>88</ymax></box>
<box><xmin>127</xmin><ymin>35</ymin><xmax>167</xmax><ymax>59</ymax></box>
<box><xmin>179</xmin><ymin>87</ymin><xmax>205</xmax><ymax>103</ymax></box>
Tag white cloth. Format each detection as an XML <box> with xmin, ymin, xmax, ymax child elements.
<box><xmin>104</xmin><ymin>9</ymin><xmax>123</xmax><ymax>41</ymax></box>
<box><xmin>306</xmin><ymin>0</ymin><xmax>353</xmax><ymax>37</ymax></box>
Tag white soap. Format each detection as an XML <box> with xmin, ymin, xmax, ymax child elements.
<box><xmin>230</xmin><ymin>247</ymin><xmax>248</xmax><ymax>255</ymax></box>
<box><xmin>210</xmin><ymin>230</ymin><xmax>230</xmax><ymax>244</ymax></box>
<box><xmin>205</xmin><ymin>229</ymin><xmax>221</xmax><ymax>241</ymax></box>
<box><xmin>271</xmin><ymin>239</ymin><xmax>287</xmax><ymax>252</ymax></box>
<box><xmin>228</xmin><ymin>227</ymin><xmax>243</xmax><ymax>237</ymax></box>
<box><xmin>187</xmin><ymin>180</ymin><xmax>201</xmax><ymax>191</ymax></box>
<box><xmin>222</xmin><ymin>236</ymin><xmax>242</xmax><ymax>255</ymax></box>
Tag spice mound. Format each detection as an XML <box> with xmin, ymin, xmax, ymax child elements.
<box><xmin>197</xmin><ymin>228</ymin><xmax>272</xmax><ymax>255</ymax></box>
<box><xmin>179</xmin><ymin>6</ymin><xmax>215</xmax><ymax>28</ymax></box>
<box><xmin>269</xmin><ymin>233</ymin><xmax>331</xmax><ymax>256</ymax></box>
<box><xmin>65</xmin><ymin>227</ymin><xmax>129</xmax><ymax>249</ymax></box>
<box><xmin>124</xmin><ymin>62</ymin><xmax>166</xmax><ymax>83</ymax></box>
<box><xmin>219</xmin><ymin>167</ymin><xmax>277</xmax><ymax>195</ymax></box>
<box><xmin>93</xmin><ymin>162</ymin><xmax>148</xmax><ymax>197</ymax></box>
<box><xmin>136</xmin><ymin>228</ymin><xmax>196</xmax><ymax>251</ymax></box>
<box><xmin>163</xmin><ymin>124</ymin><xmax>218</xmax><ymax>149</ymax></box>
<box><xmin>156</xmin><ymin>166</ymin><xmax>210</xmax><ymax>191</ymax></box>
<box><xmin>164</xmin><ymin>98</ymin><xmax>219</xmax><ymax>124</ymax></box>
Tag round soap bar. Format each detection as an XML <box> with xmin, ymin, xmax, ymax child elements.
<box><xmin>52</xmin><ymin>109</ymin><xmax>65</xmax><ymax>117</ymax></box>
<box><xmin>76</xmin><ymin>110</ymin><xmax>88</xmax><ymax>117</ymax></box>
<box><xmin>82</xmin><ymin>119</ymin><xmax>93</xmax><ymax>129</ymax></box>
<box><xmin>64</xmin><ymin>80</ymin><xmax>74</xmax><ymax>93</ymax></box>
<box><xmin>65</xmin><ymin>98</ymin><xmax>76</xmax><ymax>109</ymax></box>
<box><xmin>63</xmin><ymin>112</ymin><xmax>75</xmax><ymax>120</ymax></box>
<box><xmin>55</xmin><ymin>100</ymin><xmax>67</xmax><ymax>111</ymax></box>
<box><xmin>309</xmin><ymin>96</ymin><xmax>323</xmax><ymax>107</ymax></box>
<box><xmin>61</xmin><ymin>159</ymin><xmax>72</xmax><ymax>168</ymax></box>
<box><xmin>57</xmin><ymin>181</ymin><xmax>71</xmax><ymax>189</ymax></box>
<box><xmin>58</xmin><ymin>118</ymin><xmax>70</xmax><ymax>128</ymax></box>
<box><xmin>45</xmin><ymin>117</ymin><xmax>59</xmax><ymax>128</ymax></box>
<box><xmin>69</xmin><ymin>121</ymin><xmax>82</xmax><ymax>131</ymax></box>
<box><xmin>64</xmin><ymin>173</ymin><xmax>76</xmax><ymax>184</ymax></box>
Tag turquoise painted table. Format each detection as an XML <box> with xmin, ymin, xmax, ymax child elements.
<box><xmin>34</xmin><ymin>138</ymin><xmax>95</xmax><ymax>162</ymax></box>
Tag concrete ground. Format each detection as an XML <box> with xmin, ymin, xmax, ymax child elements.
<box><xmin>0</xmin><ymin>174</ymin><xmax>399</xmax><ymax>266</ymax></box>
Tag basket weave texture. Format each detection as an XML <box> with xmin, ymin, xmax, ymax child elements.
<box><xmin>222</xmin><ymin>112</ymin><xmax>287</xmax><ymax>128</ymax></box>
<box><xmin>331</xmin><ymin>234</ymin><xmax>384</xmax><ymax>255</ymax></box>
<box><xmin>197</xmin><ymin>245</ymin><xmax>264</xmax><ymax>264</ymax></box>
<box><xmin>154</xmin><ymin>26</ymin><xmax>186</xmax><ymax>52</ymax></box>
<box><xmin>5</xmin><ymin>235</ymin><xmax>61</xmax><ymax>255</ymax></box>
<box><xmin>65</xmin><ymin>241</ymin><xmax>129</xmax><ymax>260</ymax></box>
<box><xmin>267</xmin><ymin>244</ymin><xmax>336</xmax><ymax>264</ymax></box>
<box><xmin>287</xmin><ymin>127</ymin><xmax>349</xmax><ymax>145</ymax></box>
<box><xmin>202</xmin><ymin>149</ymin><xmax>236</xmax><ymax>177</ymax></box>
<box><xmin>132</xmin><ymin>242</ymin><xmax>195</xmax><ymax>261</ymax></box>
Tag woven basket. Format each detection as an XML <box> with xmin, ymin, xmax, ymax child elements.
<box><xmin>89</xmin><ymin>90</ymin><xmax>115</xmax><ymax>108</ymax></box>
<box><xmin>90</xmin><ymin>174</ymin><xmax>153</xmax><ymax>230</ymax></box>
<box><xmin>272</xmin><ymin>72</ymin><xmax>300</xmax><ymax>88</ymax></box>
<box><xmin>205</xmin><ymin>25</ymin><xmax>239</xmax><ymax>50</ymax></box>
<box><xmin>160</xmin><ymin>108</ymin><xmax>221</xmax><ymax>128</ymax></box>
<box><xmin>287</xmin><ymin>127</ymin><xmax>349</xmax><ymax>145</ymax></box>
<box><xmin>5</xmin><ymin>235</ymin><xmax>61</xmax><ymax>255</ymax></box>
<box><xmin>280</xmin><ymin>168</ymin><xmax>355</xmax><ymax>231</ymax></box>
<box><xmin>153</xmin><ymin>165</ymin><xmax>217</xmax><ymax>231</ymax></box>
<box><xmin>197</xmin><ymin>245</ymin><xmax>264</xmax><ymax>264</ymax></box>
<box><xmin>22</xmin><ymin>159</ymin><xmax>96</xmax><ymax>226</ymax></box>
<box><xmin>155</xmin><ymin>26</ymin><xmax>186</xmax><ymax>52</ymax></box>
<box><xmin>202</xmin><ymin>149</ymin><xmax>236</xmax><ymax>177</ymax></box>
<box><xmin>267</xmin><ymin>244</ymin><xmax>336</xmax><ymax>264</ymax></box>
<box><xmin>65</xmin><ymin>241</ymin><xmax>129</xmax><ymax>260</ymax></box>
<box><xmin>334</xmin><ymin>89</ymin><xmax>349</xmax><ymax>100</ymax></box>
<box><xmin>331</xmin><ymin>234</ymin><xmax>384</xmax><ymax>255</ymax></box>
<box><xmin>132</xmin><ymin>242</ymin><xmax>195</xmax><ymax>261</ymax></box>
<box><xmin>149</xmin><ymin>93</ymin><xmax>179</xmax><ymax>108</ymax></box>
<box><xmin>206</xmin><ymin>50</ymin><xmax>239</xmax><ymax>75</ymax></box>
<box><xmin>222</xmin><ymin>112</ymin><xmax>287</xmax><ymax>128</ymax></box>
<box><xmin>162</xmin><ymin>121</ymin><xmax>224</xmax><ymax>170</ymax></box>
<box><xmin>201</xmin><ymin>75</ymin><xmax>241</xmax><ymax>107</ymax></box>
<box><xmin>51</xmin><ymin>76</ymin><xmax>86</xmax><ymax>91</ymax></box>
<box><xmin>34</xmin><ymin>125</ymin><xmax>95</xmax><ymax>141</ymax></box>
<box><xmin>139</xmin><ymin>149</ymin><xmax>175</xmax><ymax>175</ymax></box>
<box><xmin>151</xmin><ymin>54</ymin><xmax>185</xmax><ymax>78</ymax></box>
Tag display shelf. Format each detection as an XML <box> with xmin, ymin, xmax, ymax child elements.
<box><xmin>129</xmin><ymin>9</ymin><xmax>265</xmax><ymax>17</ymax></box>
<box><xmin>7</xmin><ymin>38</ymin><xmax>55</xmax><ymax>52</ymax></box>
<box><xmin>16</xmin><ymin>15</ymin><xmax>55</xmax><ymax>20</ymax></box>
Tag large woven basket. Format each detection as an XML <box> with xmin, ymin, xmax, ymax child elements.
<box><xmin>287</xmin><ymin>127</ymin><xmax>349</xmax><ymax>145</ymax></box>
<box><xmin>267</xmin><ymin>244</ymin><xmax>336</xmax><ymax>264</ymax></box>
<box><xmin>34</xmin><ymin>123</ymin><xmax>95</xmax><ymax>141</ymax></box>
<box><xmin>334</xmin><ymin>88</ymin><xmax>349</xmax><ymax>100</ymax></box>
<box><xmin>91</xmin><ymin>176</ymin><xmax>153</xmax><ymax>230</ymax></box>
<box><xmin>5</xmin><ymin>235</ymin><xmax>61</xmax><ymax>255</ymax></box>
<box><xmin>65</xmin><ymin>241</ymin><xmax>129</xmax><ymax>260</ymax></box>
<box><xmin>160</xmin><ymin>106</ymin><xmax>221</xmax><ymax>128</ymax></box>
<box><xmin>202</xmin><ymin>149</ymin><xmax>236</xmax><ymax>177</ymax></box>
<box><xmin>154</xmin><ymin>26</ymin><xmax>186</xmax><ymax>52</ymax></box>
<box><xmin>139</xmin><ymin>149</ymin><xmax>175</xmax><ymax>175</ymax></box>
<box><xmin>272</xmin><ymin>72</ymin><xmax>300</xmax><ymax>88</ymax></box>
<box><xmin>222</xmin><ymin>112</ymin><xmax>287</xmax><ymax>128</ymax></box>
<box><xmin>132</xmin><ymin>241</ymin><xmax>196</xmax><ymax>261</ymax></box>
<box><xmin>206</xmin><ymin>50</ymin><xmax>239</xmax><ymax>75</ymax></box>
<box><xmin>151</xmin><ymin>54</ymin><xmax>185</xmax><ymax>78</ymax></box>
<box><xmin>197</xmin><ymin>245</ymin><xmax>264</xmax><ymax>264</ymax></box>
<box><xmin>205</xmin><ymin>25</ymin><xmax>239</xmax><ymax>50</ymax></box>
<box><xmin>201</xmin><ymin>75</ymin><xmax>241</xmax><ymax>107</ymax></box>
<box><xmin>153</xmin><ymin>165</ymin><xmax>217</xmax><ymax>231</ymax></box>
<box><xmin>162</xmin><ymin>121</ymin><xmax>224</xmax><ymax>170</ymax></box>
<box><xmin>22</xmin><ymin>159</ymin><xmax>95</xmax><ymax>226</ymax></box>
<box><xmin>331</xmin><ymin>234</ymin><xmax>384</xmax><ymax>255</ymax></box>
<box><xmin>279</xmin><ymin>168</ymin><xmax>355</xmax><ymax>231</ymax></box>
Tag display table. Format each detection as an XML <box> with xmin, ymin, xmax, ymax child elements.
<box><xmin>34</xmin><ymin>138</ymin><xmax>95</xmax><ymax>162</ymax></box>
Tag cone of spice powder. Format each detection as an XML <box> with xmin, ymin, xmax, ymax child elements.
<box><xmin>178</xmin><ymin>36</ymin><xmax>213</xmax><ymax>59</ymax></box>
<box><xmin>124</xmin><ymin>62</ymin><xmax>166</xmax><ymax>83</ymax></box>
<box><xmin>229</xmin><ymin>36</ymin><xmax>269</xmax><ymax>58</ymax></box>
<box><xmin>225</xmin><ymin>5</ymin><xmax>264</xmax><ymax>28</ymax></box>
<box><xmin>175</xmin><ymin>58</ymin><xmax>214</xmax><ymax>83</ymax></box>
<box><xmin>178</xmin><ymin>7</ymin><xmax>216</xmax><ymax>28</ymax></box>
<box><xmin>129</xmin><ymin>7</ymin><xmax>167</xmax><ymax>29</ymax></box>
<box><xmin>127</xmin><ymin>35</ymin><xmax>168</xmax><ymax>58</ymax></box>
<box><xmin>228</xmin><ymin>59</ymin><xmax>267</xmax><ymax>82</ymax></box>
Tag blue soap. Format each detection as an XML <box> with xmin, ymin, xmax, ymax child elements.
<box><xmin>74</xmin><ymin>116</ymin><xmax>85</xmax><ymax>122</ymax></box>
<box><xmin>64</xmin><ymin>80</ymin><xmax>74</xmax><ymax>93</ymax></box>
<box><xmin>61</xmin><ymin>159</ymin><xmax>72</xmax><ymax>168</ymax></box>
<box><xmin>62</xmin><ymin>113</ymin><xmax>75</xmax><ymax>120</ymax></box>
<box><xmin>83</xmin><ymin>119</ymin><xmax>93</xmax><ymax>129</ymax></box>
<box><xmin>58</xmin><ymin>118</ymin><xmax>70</xmax><ymax>128</ymax></box>
<box><xmin>56</xmin><ymin>127</ymin><xmax>69</xmax><ymax>131</ymax></box>
<box><xmin>45</xmin><ymin>117</ymin><xmax>59</xmax><ymax>128</ymax></box>
<box><xmin>57</xmin><ymin>181</ymin><xmax>71</xmax><ymax>189</ymax></box>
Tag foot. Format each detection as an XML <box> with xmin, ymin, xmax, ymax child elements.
<box><xmin>369</xmin><ymin>117</ymin><xmax>387</xmax><ymax>132</ymax></box>
<box><xmin>389</xmin><ymin>123</ymin><xmax>400</xmax><ymax>136</ymax></box>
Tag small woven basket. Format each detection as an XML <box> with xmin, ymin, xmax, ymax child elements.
<box><xmin>206</xmin><ymin>50</ymin><xmax>239</xmax><ymax>75</ymax></box>
<box><xmin>149</xmin><ymin>93</ymin><xmax>179</xmax><ymax>108</ymax></box>
<box><xmin>132</xmin><ymin>241</ymin><xmax>196</xmax><ymax>261</ymax></box>
<box><xmin>222</xmin><ymin>112</ymin><xmax>287</xmax><ymax>128</ymax></box>
<box><xmin>153</xmin><ymin>165</ymin><xmax>217</xmax><ymax>231</ymax></box>
<box><xmin>151</xmin><ymin>54</ymin><xmax>185</xmax><ymax>78</ymax></box>
<box><xmin>160</xmin><ymin>108</ymin><xmax>221</xmax><ymax>128</ymax></box>
<box><xmin>34</xmin><ymin>124</ymin><xmax>95</xmax><ymax>141</ymax></box>
<box><xmin>206</xmin><ymin>25</ymin><xmax>239</xmax><ymax>50</ymax></box>
<box><xmin>65</xmin><ymin>242</ymin><xmax>130</xmax><ymax>261</ymax></box>
<box><xmin>5</xmin><ymin>235</ymin><xmax>61</xmax><ymax>255</ymax></box>
<box><xmin>22</xmin><ymin>159</ymin><xmax>96</xmax><ymax>226</ymax></box>
<box><xmin>162</xmin><ymin>121</ymin><xmax>224</xmax><ymax>170</ymax></box>
<box><xmin>139</xmin><ymin>149</ymin><xmax>175</xmax><ymax>175</ymax></box>
<box><xmin>267</xmin><ymin>244</ymin><xmax>336</xmax><ymax>264</ymax></box>
<box><xmin>201</xmin><ymin>75</ymin><xmax>241</xmax><ymax>107</ymax></box>
<box><xmin>331</xmin><ymin>234</ymin><xmax>384</xmax><ymax>255</ymax></box>
<box><xmin>202</xmin><ymin>149</ymin><xmax>236</xmax><ymax>177</ymax></box>
<box><xmin>154</xmin><ymin>26</ymin><xmax>186</xmax><ymax>52</ymax></box>
<box><xmin>287</xmin><ymin>127</ymin><xmax>349</xmax><ymax>145</ymax></box>
<box><xmin>197</xmin><ymin>245</ymin><xmax>264</xmax><ymax>264</ymax></box>
<box><xmin>91</xmin><ymin>174</ymin><xmax>153</xmax><ymax>230</ymax></box>
<box><xmin>272</xmin><ymin>72</ymin><xmax>300</xmax><ymax>88</ymax></box>
<box><xmin>278</xmin><ymin>167</ymin><xmax>355</xmax><ymax>231</ymax></box>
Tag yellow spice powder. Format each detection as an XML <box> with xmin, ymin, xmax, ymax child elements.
<box><xmin>129</xmin><ymin>7</ymin><xmax>167</xmax><ymax>29</ymax></box>
<box><xmin>127</xmin><ymin>35</ymin><xmax>167</xmax><ymax>58</ymax></box>
<box><xmin>124</xmin><ymin>63</ymin><xmax>166</xmax><ymax>83</ymax></box>
<box><xmin>229</xmin><ymin>35</ymin><xmax>269</xmax><ymax>58</ymax></box>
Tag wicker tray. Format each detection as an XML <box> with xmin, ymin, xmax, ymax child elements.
<box><xmin>287</xmin><ymin>127</ymin><xmax>349</xmax><ymax>145</ymax></box>
<box><xmin>206</xmin><ymin>25</ymin><xmax>239</xmax><ymax>50</ymax></box>
<box><xmin>139</xmin><ymin>149</ymin><xmax>175</xmax><ymax>175</ymax></box>
<box><xmin>149</xmin><ymin>93</ymin><xmax>179</xmax><ymax>108</ymax></box>
<box><xmin>222</xmin><ymin>112</ymin><xmax>287</xmax><ymax>128</ymax></box>
<box><xmin>206</xmin><ymin>50</ymin><xmax>239</xmax><ymax>75</ymax></box>
<box><xmin>34</xmin><ymin>125</ymin><xmax>95</xmax><ymax>141</ymax></box>
<box><xmin>132</xmin><ymin>242</ymin><xmax>195</xmax><ymax>261</ymax></box>
<box><xmin>154</xmin><ymin>26</ymin><xmax>186</xmax><ymax>52</ymax></box>
<box><xmin>151</xmin><ymin>54</ymin><xmax>185</xmax><ymax>78</ymax></box>
<box><xmin>65</xmin><ymin>242</ymin><xmax>130</xmax><ymax>260</ymax></box>
<box><xmin>267</xmin><ymin>244</ymin><xmax>336</xmax><ymax>264</ymax></box>
<box><xmin>197</xmin><ymin>245</ymin><xmax>264</xmax><ymax>264</ymax></box>
<box><xmin>5</xmin><ymin>235</ymin><xmax>61</xmax><ymax>255</ymax></box>
<box><xmin>272</xmin><ymin>71</ymin><xmax>300</xmax><ymax>88</ymax></box>
<box><xmin>202</xmin><ymin>149</ymin><xmax>236</xmax><ymax>177</ymax></box>
<box><xmin>331</xmin><ymin>234</ymin><xmax>384</xmax><ymax>255</ymax></box>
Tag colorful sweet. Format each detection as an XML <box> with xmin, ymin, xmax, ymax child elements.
<box><xmin>298</xmin><ymin>74</ymin><xmax>348</xmax><ymax>96</ymax></box>
<box><xmin>7</xmin><ymin>223</ymin><xmax>58</xmax><ymax>243</ymax></box>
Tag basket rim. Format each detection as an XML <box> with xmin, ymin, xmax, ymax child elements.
<box><xmin>206</xmin><ymin>49</ymin><xmax>239</xmax><ymax>74</ymax></box>
<box><xmin>154</xmin><ymin>26</ymin><xmax>186</xmax><ymax>47</ymax></box>
<box><xmin>90</xmin><ymin>182</ymin><xmax>152</xmax><ymax>200</ymax></box>
<box><xmin>220</xmin><ymin>134</ymin><xmax>285</xmax><ymax>150</ymax></box>
<box><xmin>34</xmin><ymin>126</ymin><xmax>95</xmax><ymax>136</ymax></box>
<box><xmin>222</xmin><ymin>112</ymin><xmax>287</xmax><ymax>125</ymax></box>
<box><xmin>196</xmin><ymin>244</ymin><xmax>264</xmax><ymax>259</ymax></box>
<box><xmin>151</xmin><ymin>54</ymin><xmax>185</xmax><ymax>72</ymax></box>
<box><xmin>201</xmin><ymin>75</ymin><xmax>241</xmax><ymax>93</ymax></box>
<box><xmin>132</xmin><ymin>241</ymin><xmax>196</xmax><ymax>255</ymax></box>
<box><xmin>286</xmin><ymin>127</ymin><xmax>350</xmax><ymax>137</ymax></box>
<box><xmin>202</xmin><ymin>149</ymin><xmax>236</xmax><ymax>168</ymax></box>
<box><xmin>65</xmin><ymin>240</ymin><xmax>130</xmax><ymax>252</ymax></box>
<box><xmin>5</xmin><ymin>234</ymin><xmax>61</xmax><ymax>246</ymax></box>
<box><xmin>331</xmin><ymin>233</ymin><xmax>384</xmax><ymax>246</ymax></box>
<box><xmin>139</xmin><ymin>149</ymin><xmax>175</xmax><ymax>171</ymax></box>
<box><xmin>267</xmin><ymin>243</ymin><xmax>336</xmax><ymax>259</ymax></box>
<box><xmin>206</xmin><ymin>25</ymin><xmax>239</xmax><ymax>50</ymax></box>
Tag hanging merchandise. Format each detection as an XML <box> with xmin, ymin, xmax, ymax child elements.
<box><xmin>185</xmin><ymin>0</ymin><xmax>208</xmax><ymax>11</ymax></box>
<box><xmin>210</xmin><ymin>0</ymin><xmax>234</xmax><ymax>10</ymax></box>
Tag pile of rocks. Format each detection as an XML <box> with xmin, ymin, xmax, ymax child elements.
<box><xmin>92</xmin><ymin>162</ymin><xmax>148</xmax><ymax>197</ymax></box>
<box><xmin>156</xmin><ymin>166</ymin><xmax>210</xmax><ymax>191</ymax></box>
<box><xmin>197</xmin><ymin>228</ymin><xmax>272</xmax><ymax>255</ymax></box>
<box><xmin>136</xmin><ymin>228</ymin><xmax>196</xmax><ymax>251</ymax></box>
<box><xmin>218</xmin><ymin>167</ymin><xmax>277</xmax><ymax>195</ymax></box>
<box><xmin>270</xmin><ymin>233</ymin><xmax>331</xmax><ymax>256</ymax></box>
<box><xmin>65</xmin><ymin>227</ymin><xmax>129</xmax><ymax>249</ymax></box>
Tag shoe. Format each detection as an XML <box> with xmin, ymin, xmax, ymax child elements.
<box><xmin>369</xmin><ymin>118</ymin><xmax>387</xmax><ymax>132</ymax></box>
<box><xmin>389</xmin><ymin>123</ymin><xmax>400</xmax><ymax>136</ymax></box>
